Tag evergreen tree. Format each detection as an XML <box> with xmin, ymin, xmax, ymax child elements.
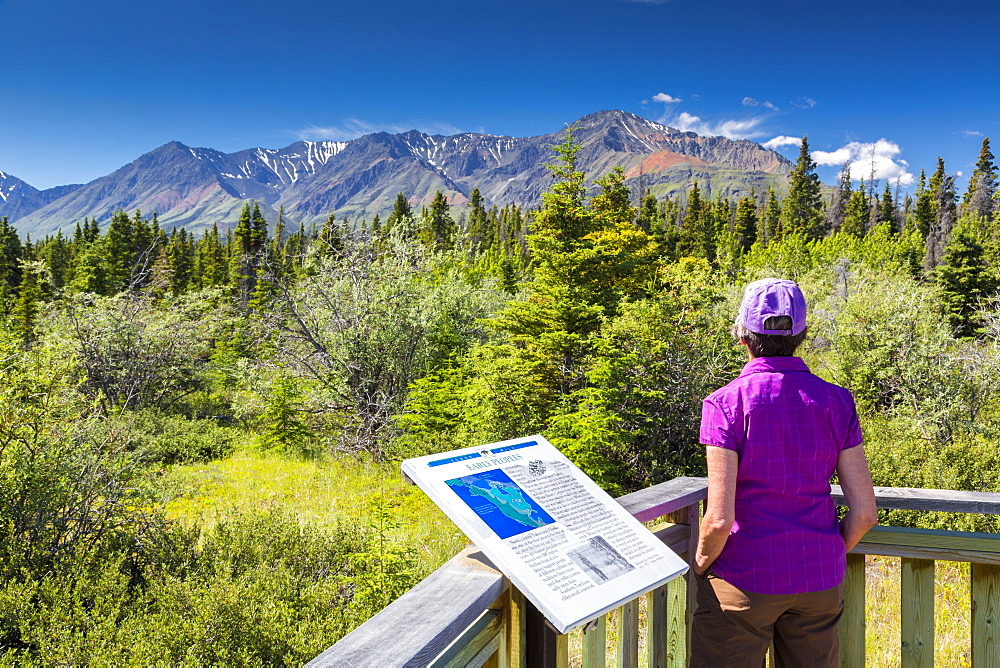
<box><xmin>935</xmin><ymin>222</ymin><xmax>998</xmax><ymax>336</ymax></box>
<box><xmin>780</xmin><ymin>137</ymin><xmax>825</xmax><ymax>238</ymax></box>
<box><xmin>589</xmin><ymin>167</ymin><xmax>635</xmax><ymax>229</ymax></box>
<box><xmin>494</xmin><ymin>128</ymin><xmax>603</xmax><ymax>395</ymax></box>
<box><xmin>841</xmin><ymin>183</ymin><xmax>869</xmax><ymax>238</ymax></box>
<box><xmin>636</xmin><ymin>189</ymin><xmax>664</xmax><ymax>236</ymax></box>
<box><xmin>230</xmin><ymin>203</ymin><xmax>254</xmax><ymax>298</ymax></box>
<box><xmin>418</xmin><ymin>191</ymin><xmax>456</xmax><ymax>251</ymax></box>
<box><xmin>105</xmin><ymin>208</ymin><xmax>135</xmax><ymax>290</ymax></box>
<box><xmin>194</xmin><ymin>223</ymin><xmax>228</xmax><ymax>287</ymax></box>
<box><xmin>911</xmin><ymin>169</ymin><xmax>934</xmax><ymax>239</ymax></box>
<box><xmin>0</xmin><ymin>217</ymin><xmax>24</xmax><ymax>293</ymax></box>
<box><xmin>385</xmin><ymin>193</ymin><xmax>416</xmax><ymax>239</ymax></box>
<box><xmin>962</xmin><ymin>137</ymin><xmax>997</xmax><ymax>221</ymax></box>
<box><xmin>732</xmin><ymin>196</ymin><xmax>758</xmax><ymax>253</ymax></box>
<box><xmin>11</xmin><ymin>264</ymin><xmax>46</xmax><ymax>346</ymax></box>
<box><xmin>675</xmin><ymin>182</ymin><xmax>714</xmax><ymax>260</ymax></box>
<box><xmin>465</xmin><ymin>188</ymin><xmax>489</xmax><ymax>256</ymax></box>
<box><xmin>317</xmin><ymin>214</ymin><xmax>345</xmax><ymax>256</ymax></box>
<box><xmin>924</xmin><ymin>172</ymin><xmax>958</xmax><ymax>273</ymax></box>
<box><xmin>876</xmin><ymin>182</ymin><xmax>899</xmax><ymax>234</ymax></box>
<box><xmin>758</xmin><ymin>188</ymin><xmax>782</xmax><ymax>244</ymax></box>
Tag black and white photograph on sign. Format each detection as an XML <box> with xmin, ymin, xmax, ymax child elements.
<box><xmin>566</xmin><ymin>536</ymin><xmax>635</xmax><ymax>584</ymax></box>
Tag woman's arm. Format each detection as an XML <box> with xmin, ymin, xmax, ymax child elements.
<box><xmin>837</xmin><ymin>444</ymin><xmax>878</xmax><ymax>551</ymax></box>
<box><xmin>694</xmin><ymin>445</ymin><xmax>738</xmax><ymax>575</ymax></box>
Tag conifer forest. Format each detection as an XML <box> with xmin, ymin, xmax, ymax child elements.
<box><xmin>2</xmin><ymin>130</ymin><xmax>1000</xmax><ymax>663</ymax></box>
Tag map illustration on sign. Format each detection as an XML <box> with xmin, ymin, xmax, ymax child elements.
<box><xmin>446</xmin><ymin>469</ymin><xmax>554</xmax><ymax>539</ymax></box>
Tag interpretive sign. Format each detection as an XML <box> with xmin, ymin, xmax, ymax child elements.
<box><xmin>401</xmin><ymin>435</ymin><xmax>688</xmax><ymax>634</ymax></box>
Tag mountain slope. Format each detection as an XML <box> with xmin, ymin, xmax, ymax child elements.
<box><xmin>9</xmin><ymin>110</ymin><xmax>795</xmax><ymax>235</ymax></box>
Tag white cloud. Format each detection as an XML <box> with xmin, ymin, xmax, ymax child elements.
<box><xmin>296</xmin><ymin>118</ymin><xmax>462</xmax><ymax>141</ymax></box>
<box><xmin>790</xmin><ymin>97</ymin><xmax>817</xmax><ymax>109</ymax></box>
<box><xmin>762</xmin><ymin>136</ymin><xmax>802</xmax><ymax>150</ymax></box>
<box><xmin>812</xmin><ymin>139</ymin><xmax>914</xmax><ymax>186</ymax></box>
<box><xmin>652</xmin><ymin>92</ymin><xmax>682</xmax><ymax>104</ymax></box>
<box><xmin>963</xmin><ymin>130</ymin><xmax>984</xmax><ymax>137</ymax></box>
<box><xmin>669</xmin><ymin>111</ymin><xmax>766</xmax><ymax>140</ymax></box>
<box><xmin>742</xmin><ymin>97</ymin><xmax>778</xmax><ymax>111</ymax></box>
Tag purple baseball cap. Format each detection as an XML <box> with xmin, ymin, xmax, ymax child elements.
<box><xmin>738</xmin><ymin>278</ymin><xmax>807</xmax><ymax>336</ymax></box>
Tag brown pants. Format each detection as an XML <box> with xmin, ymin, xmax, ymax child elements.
<box><xmin>689</xmin><ymin>571</ymin><xmax>844</xmax><ymax>668</ymax></box>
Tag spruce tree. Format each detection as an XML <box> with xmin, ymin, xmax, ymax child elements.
<box><xmin>876</xmin><ymin>182</ymin><xmax>899</xmax><ymax>234</ymax></box>
<box><xmin>841</xmin><ymin>183</ymin><xmax>869</xmax><ymax>238</ymax></box>
<box><xmin>675</xmin><ymin>182</ymin><xmax>714</xmax><ymax>260</ymax></box>
<box><xmin>465</xmin><ymin>188</ymin><xmax>489</xmax><ymax>256</ymax></box>
<box><xmin>911</xmin><ymin>170</ymin><xmax>934</xmax><ymax>239</ymax></box>
<box><xmin>385</xmin><ymin>192</ymin><xmax>416</xmax><ymax>239</ymax></box>
<box><xmin>924</xmin><ymin>172</ymin><xmax>958</xmax><ymax>273</ymax></box>
<box><xmin>418</xmin><ymin>191</ymin><xmax>456</xmax><ymax>251</ymax></box>
<box><xmin>637</xmin><ymin>189</ymin><xmax>663</xmax><ymax>235</ymax></box>
<box><xmin>494</xmin><ymin>128</ymin><xmax>602</xmax><ymax>395</ymax></box>
<box><xmin>962</xmin><ymin>137</ymin><xmax>997</xmax><ymax>221</ymax></box>
<box><xmin>935</xmin><ymin>222</ymin><xmax>997</xmax><ymax>336</ymax></box>
<box><xmin>781</xmin><ymin>137</ymin><xmax>825</xmax><ymax>239</ymax></box>
<box><xmin>758</xmin><ymin>188</ymin><xmax>782</xmax><ymax>244</ymax></box>
<box><xmin>733</xmin><ymin>196</ymin><xmax>758</xmax><ymax>253</ymax></box>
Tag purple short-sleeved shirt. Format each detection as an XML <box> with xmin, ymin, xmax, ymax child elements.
<box><xmin>700</xmin><ymin>356</ymin><xmax>862</xmax><ymax>595</ymax></box>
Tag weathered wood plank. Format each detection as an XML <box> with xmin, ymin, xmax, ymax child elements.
<box><xmin>665</xmin><ymin>570</ymin><xmax>686</xmax><ymax>668</ymax></box>
<box><xmin>555</xmin><ymin>633</ymin><xmax>569</xmax><ymax>668</ymax></box>
<box><xmin>617</xmin><ymin>599</ymin><xmax>639</xmax><ymax>668</ymax></box>
<box><xmin>650</xmin><ymin>523</ymin><xmax>690</xmax><ymax>553</ymax></box>
<box><xmin>853</xmin><ymin>542</ymin><xmax>1000</xmax><ymax>565</ymax></box>
<box><xmin>972</xmin><ymin>563</ymin><xmax>1000</xmax><ymax>667</ymax></box>
<box><xmin>648</xmin><ymin>583</ymin><xmax>668</xmax><ymax>668</ymax></box>
<box><xmin>582</xmin><ymin>615</ymin><xmax>607</xmax><ymax>668</ymax></box>
<box><xmin>439</xmin><ymin>609</ymin><xmax>504</xmax><ymax>668</ymax></box>
<box><xmin>850</xmin><ymin>525</ymin><xmax>1000</xmax><ymax>564</ymax></box>
<box><xmin>617</xmin><ymin>477</ymin><xmax>708</xmax><ymax>523</ymax></box>
<box><xmin>900</xmin><ymin>557</ymin><xmax>934</xmax><ymax>668</ymax></box>
<box><xmin>308</xmin><ymin>547</ymin><xmax>506</xmax><ymax>668</ymax></box>
<box><xmin>682</xmin><ymin>504</ymin><xmax>699</xmax><ymax>664</ymax></box>
<box><xmin>506</xmin><ymin>588</ymin><xmax>526</xmax><ymax>668</ymax></box>
<box><xmin>839</xmin><ymin>553</ymin><xmax>865</xmax><ymax>668</ymax></box>
<box><xmin>832</xmin><ymin>485</ymin><xmax>1000</xmax><ymax>515</ymax></box>
<box><xmin>857</xmin><ymin>525</ymin><xmax>1000</xmax><ymax>553</ymax></box>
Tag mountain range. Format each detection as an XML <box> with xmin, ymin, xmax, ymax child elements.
<box><xmin>0</xmin><ymin>110</ymin><xmax>795</xmax><ymax>235</ymax></box>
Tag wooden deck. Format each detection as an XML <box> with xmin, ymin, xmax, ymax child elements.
<box><xmin>308</xmin><ymin>477</ymin><xmax>1000</xmax><ymax>668</ymax></box>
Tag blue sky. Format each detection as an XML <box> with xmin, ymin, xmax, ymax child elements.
<box><xmin>2</xmin><ymin>0</ymin><xmax>997</xmax><ymax>193</ymax></box>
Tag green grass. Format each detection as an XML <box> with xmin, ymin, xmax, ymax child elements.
<box><xmin>160</xmin><ymin>448</ymin><xmax>469</xmax><ymax>573</ymax></box>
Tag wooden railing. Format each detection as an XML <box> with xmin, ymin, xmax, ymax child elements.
<box><xmin>308</xmin><ymin>478</ymin><xmax>1000</xmax><ymax>668</ymax></box>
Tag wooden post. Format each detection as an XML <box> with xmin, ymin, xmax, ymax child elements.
<box><xmin>900</xmin><ymin>557</ymin><xmax>934</xmax><ymax>668</ymax></box>
<box><xmin>664</xmin><ymin>504</ymin><xmax>698</xmax><ymax>658</ymax></box>
<box><xmin>507</xmin><ymin>587</ymin><xmax>527</xmax><ymax>668</ymax></box>
<box><xmin>972</xmin><ymin>562</ymin><xmax>1000</xmax><ymax>667</ymax></box>
<box><xmin>582</xmin><ymin>615</ymin><xmax>607</xmax><ymax>668</ymax></box>
<box><xmin>648</xmin><ymin>584</ymin><xmax>668</xmax><ymax>668</ymax></box>
<box><xmin>665</xmin><ymin>573</ymin><xmax>686</xmax><ymax>668</ymax></box>
<box><xmin>555</xmin><ymin>634</ymin><xmax>569</xmax><ymax>668</ymax></box>
<box><xmin>618</xmin><ymin>599</ymin><xmax>639</xmax><ymax>668</ymax></box>
<box><xmin>839</xmin><ymin>553</ymin><xmax>866</xmax><ymax>668</ymax></box>
<box><xmin>525</xmin><ymin>599</ymin><xmax>557</xmax><ymax>668</ymax></box>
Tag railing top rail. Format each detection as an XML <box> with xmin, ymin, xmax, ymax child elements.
<box><xmin>833</xmin><ymin>485</ymin><xmax>1000</xmax><ymax>515</ymax></box>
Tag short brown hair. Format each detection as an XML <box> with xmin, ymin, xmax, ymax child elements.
<box><xmin>733</xmin><ymin>315</ymin><xmax>807</xmax><ymax>357</ymax></box>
